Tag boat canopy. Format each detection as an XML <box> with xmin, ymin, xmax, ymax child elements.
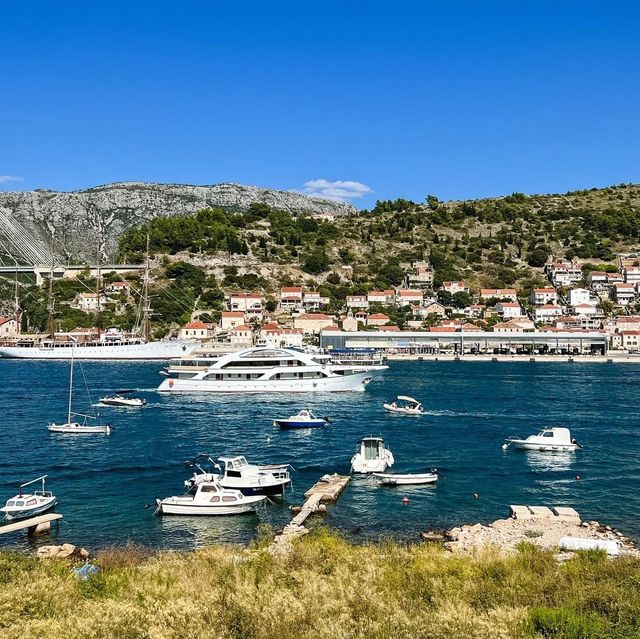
<box><xmin>535</xmin><ymin>427</ymin><xmax>572</xmax><ymax>443</ymax></box>
<box><xmin>397</xmin><ymin>395</ymin><xmax>419</xmax><ymax>404</ymax></box>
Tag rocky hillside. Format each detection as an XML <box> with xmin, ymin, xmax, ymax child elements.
<box><xmin>0</xmin><ymin>182</ymin><xmax>357</xmax><ymax>263</ymax></box>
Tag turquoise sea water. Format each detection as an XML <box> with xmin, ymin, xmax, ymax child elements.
<box><xmin>0</xmin><ymin>359</ymin><xmax>638</xmax><ymax>551</ymax></box>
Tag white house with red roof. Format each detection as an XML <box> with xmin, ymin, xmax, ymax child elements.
<box><xmin>441</xmin><ymin>281</ymin><xmax>467</xmax><ymax>294</ymax></box>
<box><xmin>105</xmin><ymin>281</ymin><xmax>131</xmax><ymax>294</ymax></box>
<box><xmin>412</xmin><ymin>302</ymin><xmax>447</xmax><ymax>319</ymax></box>
<box><xmin>408</xmin><ymin>261</ymin><xmax>434</xmax><ymax>287</ymax></box>
<box><xmin>587</xmin><ymin>272</ymin><xmax>608</xmax><ymax>290</ymax></box>
<box><xmin>396</xmin><ymin>289</ymin><xmax>424</xmax><ymax>306</ymax></box>
<box><xmin>495</xmin><ymin>302</ymin><xmax>523</xmax><ymax>319</ymax></box>
<box><xmin>547</xmin><ymin>261</ymin><xmax>582</xmax><ymax>286</ymax></box>
<box><xmin>379</xmin><ymin>324</ymin><xmax>400</xmax><ymax>332</ymax></box>
<box><xmin>179</xmin><ymin>320</ymin><xmax>216</xmax><ymax>340</ymax></box>
<box><xmin>479</xmin><ymin>288</ymin><xmax>517</xmax><ymax>301</ymax></box>
<box><xmin>229</xmin><ymin>292</ymin><xmax>264</xmax><ymax>317</ymax></box>
<box><xmin>303</xmin><ymin>291</ymin><xmax>329</xmax><ymax>311</ymax></box>
<box><xmin>621</xmin><ymin>330</ymin><xmax>640</xmax><ymax>351</ymax></box>
<box><xmin>530</xmin><ymin>288</ymin><xmax>558</xmax><ymax>305</ymax></box>
<box><xmin>72</xmin><ymin>292</ymin><xmax>110</xmax><ymax>312</ymax></box>
<box><xmin>0</xmin><ymin>317</ymin><xmax>19</xmax><ymax>335</ymax></box>
<box><xmin>534</xmin><ymin>304</ymin><xmax>563</xmax><ymax>322</ymax></box>
<box><xmin>367</xmin><ymin>312</ymin><xmax>391</xmax><ymax>327</ymax></box>
<box><xmin>293</xmin><ymin>313</ymin><xmax>336</xmax><ymax>334</ymax></box>
<box><xmin>230</xmin><ymin>324</ymin><xmax>253</xmax><ymax>348</ymax></box>
<box><xmin>279</xmin><ymin>287</ymin><xmax>304</xmax><ymax>310</ymax></box>
<box><xmin>346</xmin><ymin>294</ymin><xmax>369</xmax><ymax>309</ymax></box>
<box><xmin>624</xmin><ymin>266</ymin><xmax>640</xmax><ymax>284</ymax></box>
<box><xmin>220</xmin><ymin>311</ymin><xmax>246</xmax><ymax>331</ymax></box>
<box><xmin>613</xmin><ymin>283</ymin><xmax>635</xmax><ymax>305</ymax></box>
<box><xmin>572</xmin><ymin>303</ymin><xmax>599</xmax><ymax>316</ymax></box>
<box><xmin>367</xmin><ymin>290</ymin><xmax>395</xmax><ymax>305</ymax></box>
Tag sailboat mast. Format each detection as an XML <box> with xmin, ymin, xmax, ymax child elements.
<box><xmin>95</xmin><ymin>219</ymin><xmax>102</xmax><ymax>332</ymax></box>
<box><xmin>68</xmin><ymin>341</ymin><xmax>75</xmax><ymax>425</ymax></box>
<box><xmin>47</xmin><ymin>252</ymin><xmax>56</xmax><ymax>340</ymax></box>
<box><xmin>13</xmin><ymin>267</ymin><xmax>21</xmax><ymax>331</ymax></box>
<box><xmin>142</xmin><ymin>234</ymin><xmax>152</xmax><ymax>342</ymax></box>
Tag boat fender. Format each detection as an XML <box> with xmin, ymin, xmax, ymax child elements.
<box><xmin>168</xmin><ymin>379</ymin><xmax>174</xmax><ymax>388</ymax></box>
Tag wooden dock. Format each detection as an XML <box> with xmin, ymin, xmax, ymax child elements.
<box><xmin>270</xmin><ymin>474</ymin><xmax>350</xmax><ymax>555</ymax></box>
<box><xmin>0</xmin><ymin>513</ymin><xmax>62</xmax><ymax>536</ymax></box>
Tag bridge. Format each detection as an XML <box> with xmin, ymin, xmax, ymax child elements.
<box><xmin>0</xmin><ymin>264</ymin><xmax>146</xmax><ymax>285</ymax></box>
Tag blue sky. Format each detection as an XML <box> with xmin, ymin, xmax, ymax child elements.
<box><xmin>1</xmin><ymin>1</ymin><xmax>639</xmax><ymax>208</ymax></box>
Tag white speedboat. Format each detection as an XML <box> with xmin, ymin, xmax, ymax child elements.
<box><xmin>99</xmin><ymin>394</ymin><xmax>146</xmax><ymax>407</ymax></box>
<box><xmin>273</xmin><ymin>408</ymin><xmax>328</xmax><ymax>429</ymax></box>
<box><xmin>383</xmin><ymin>396</ymin><xmax>424</xmax><ymax>415</ymax></box>
<box><xmin>350</xmin><ymin>437</ymin><xmax>395</xmax><ymax>474</ymax></box>
<box><xmin>185</xmin><ymin>455</ymin><xmax>291</xmax><ymax>496</ymax></box>
<box><xmin>47</xmin><ymin>340</ymin><xmax>111</xmax><ymax>435</ymax></box>
<box><xmin>373</xmin><ymin>472</ymin><xmax>438</xmax><ymax>486</ymax></box>
<box><xmin>503</xmin><ymin>427</ymin><xmax>582</xmax><ymax>452</ymax></box>
<box><xmin>156</xmin><ymin>479</ymin><xmax>266</xmax><ymax>516</ymax></box>
<box><xmin>157</xmin><ymin>346</ymin><xmax>387</xmax><ymax>393</ymax></box>
<box><xmin>0</xmin><ymin>475</ymin><xmax>57</xmax><ymax>521</ymax></box>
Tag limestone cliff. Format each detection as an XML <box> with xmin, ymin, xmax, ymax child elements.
<box><xmin>0</xmin><ymin>181</ymin><xmax>357</xmax><ymax>263</ymax></box>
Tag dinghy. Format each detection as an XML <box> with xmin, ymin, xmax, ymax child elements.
<box><xmin>383</xmin><ymin>396</ymin><xmax>424</xmax><ymax>415</ymax></box>
<box><xmin>373</xmin><ymin>471</ymin><xmax>438</xmax><ymax>486</ymax></box>
<box><xmin>156</xmin><ymin>479</ymin><xmax>265</xmax><ymax>516</ymax></box>
<box><xmin>0</xmin><ymin>475</ymin><xmax>57</xmax><ymax>521</ymax></box>
<box><xmin>503</xmin><ymin>427</ymin><xmax>582</xmax><ymax>452</ymax></box>
<box><xmin>351</xmin><ymin>437</ymin><xmax>395</xmax><ymax>474</ymax></box>
<box><xmin>273</xmin><ymin>408</ymin><xmax>328</xmax><ymax>429</ymax></box>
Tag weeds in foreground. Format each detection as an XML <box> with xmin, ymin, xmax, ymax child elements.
<box><xmin>1</xmin><ymin>531</ymin><xmax>640</xmax><ymax>639</ymax></box>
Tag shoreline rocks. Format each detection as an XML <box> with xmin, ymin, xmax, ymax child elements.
<box><xmin>36</xmin><ymin>544</ymin><xmax>90</xmax><ymax>560</ymax></box>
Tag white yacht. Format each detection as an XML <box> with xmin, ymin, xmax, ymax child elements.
<box><xmin>503</xmin><ymin>427</ymin><xmax>582</xmax><ymax>452</ymax></box>
<box><xmin>156</xmin><ymin>479</ymin><xmax>265</xmax><ymax>516</ymax></box>
<box><xmin>350</xmin><ymin>437</ymin><xmax>395</xmax><ymax>474</ymax></box>
<box><xmin>157</xmin><ymin>346</ymin><xmax>387</xmax><ymax>393</ymax></box>
<box><xmin>184</xmin><ymin>455</ymin><xmax>291</xmax><ymax>496</ymax></box>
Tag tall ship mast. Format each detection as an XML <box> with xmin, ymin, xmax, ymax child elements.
<box><xmin>0</xmin><ymin>233</ymin><xmax>198</xmax><ymax>360</ymax></box>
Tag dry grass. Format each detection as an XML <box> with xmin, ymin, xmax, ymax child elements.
<box><xmin>2</xmin><ymin>530</ymin><xmax>640</xmax><ymax>639</ymax></box>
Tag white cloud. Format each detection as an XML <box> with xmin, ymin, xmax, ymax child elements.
<box><xmin>0</xmin><ymin>175</ymin><xmax>24</xmax><ymax>184</ymax></box>
<box><xmin>302</xmin><ymin>178</ymin><xmax>372</xmax><ymax>202</ymax></box>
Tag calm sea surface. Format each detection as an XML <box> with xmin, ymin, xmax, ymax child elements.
<box><xmin>0</xmin><ymin>359</ymin><xmax>638</xmax><ymax>551</ymax></box>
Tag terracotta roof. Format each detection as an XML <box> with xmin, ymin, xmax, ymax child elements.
<box><xmin>221</xmin><ymin>311</ymin><xmax>245</xmax><ymax>317</ymax></box>
<box><xmin>230</xmin><ymin>292</ymin><xmax>262</xmax><ymax>298</ymax></box>
<box><xmin>281</xmin><ymin>287</ymin><xmax>303</xmax><ymax>293</ymax></box>
<box><xmin>232</xmin><ymin>325</ymin><xmax>252</xmax><ymax>332</ymax></box>
<box><xmin>498</xmin><ymin>302</ymin><xmax>521</xmax><ymax>308</ymax></box>
<box><xmin>261</xmin><ymin>322</ymin><xmax>281</xmax><ymax>331</ymax></box>
<box><xmin>379</xmin><ymin>325</ymin><xmax>400</xmax><ymax>331</ymax></box>
<box><xmin>296</xmin><ymin>313</ymin><xmax>332</xmax><ymax>320</ymax></box>
<box><xmin>320</xmin><ymin>326</ymin><xmax>341</xmax><ymax>332</ymax></box>
<box><xmin>0</xmin><ymin>317</ymin><xmax>15</xmax><ymax>325</ymax></box>
<box><xmin>368</xmin><ymin>313</ymin><xmax>390</xmax><ymax>320</ymax></box>
<box><xmin>533</xmin><ymin>288</ymin><xmax>556</xmax><ymax>293</ymax></box>
<box><xmin>183</xmin><ymin>321</ymin><xmax>213</xmax><ymax>329</ymax></box>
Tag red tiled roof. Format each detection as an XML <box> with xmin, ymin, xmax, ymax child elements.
<box><xmin>221</xmin><ymin>311</ymin><xmax>245</xmax><ymax>317</ymax></box>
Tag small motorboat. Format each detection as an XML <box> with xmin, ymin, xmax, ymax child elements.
<box><xmin>502</xmin><ymin>427</ymin><xmax>582</xmax><ymax>452</ymax></box>
<box><xmin>383</xmin><ymin>395</ymin><xmax>424</xmax><ymax>415</ymax></box>
<box><xmin>273</xmin><ymin>408</ymin><xmax>328</xmax><ymax>429</ymax></box>
<box><xmin>373</xmin><ymin>471</ymin><xmax>438</xmax><ymax>486</ymax></box>
<box><xmin>99</xmin><ymin>394</ymin><xmax>146</xmax><ymax>408</ymax></box>
<box><xmin>184</xmin><ymin>455</ymin><xmax>291</xmax><ymax>496</ymax></box>
<box><xmin>156</xmin><ymin>478</ymin><xmax>266</xmax><ymax>516</ymax></box>
<box><xmin>350</xmin><ymin>436</ymin><xmax>395</xmax><ymax>474</ymax></box>
<box><xmin>0</xmin><ymin>475</ymin><xmax>57</xmax><ymax>521</ymax></box>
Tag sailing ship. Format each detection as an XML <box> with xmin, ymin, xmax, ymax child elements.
<box><xmin>0</xmin><ymin>235</ymin><xmax>199</xmax><ymax>360</ymax></box>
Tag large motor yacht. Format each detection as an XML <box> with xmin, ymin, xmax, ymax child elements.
<box><xmin>157</xmin><ymin>346</ymin><xmax>387</xmax><ymax>393</ymax></box>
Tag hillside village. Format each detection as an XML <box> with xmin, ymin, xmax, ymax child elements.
<box><xmin>166</xmin><ymin>252</ymin><xmax>640</xmax><ymax>353</ymax></box>
<box><xmin>3</xmin><ymin>183</ymin><xmax>640</xmax><ymax>354</ymax></box>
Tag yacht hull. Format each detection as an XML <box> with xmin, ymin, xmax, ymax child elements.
<box><xmin>1</xmin><ymin>498</ymin><xmax>57</xmax><ymax>521</ymax></box>
<box><xmin>274</xmin><ymin>419</ymin><xmax>326</xmax><ymax>429</ymax></box>
<box><xmin>0</xmin><ymin>341</ymin><xmax>198</xmax><ymax>360</ymax></box>
<box><xmin>158</xmin><ymin>369</ymin><xmax>382</xmax><ymax>393</ymax></box>
<box><xmin>511</xmin><ymin>442</ymin><xmax>578</xmax><ymax>452</ymax></box>
<box><xmin>156</xmin><ymin>498</ymin><xmax>262</xmax><ymax>516</ymax></box>
<box><xmin>218</xmin><ymin>481</ymin><xmax>289</xmax><ymax>496</ymax></box>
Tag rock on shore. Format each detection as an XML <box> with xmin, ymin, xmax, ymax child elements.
<box><xmin>437</xmin><ymin>516</ymin><xmax>637</xmax><ymax>555</ymax></box>
<box><xmin>36</xmin><ymin>544</ymin><xmax>90</xmax><ymax>560</ymax></box>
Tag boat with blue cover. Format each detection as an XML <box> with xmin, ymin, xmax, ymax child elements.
<box><xmin>273</xmin><ymin>408</ymin><xmax>329</xmax><ymax>429</ymax></box>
